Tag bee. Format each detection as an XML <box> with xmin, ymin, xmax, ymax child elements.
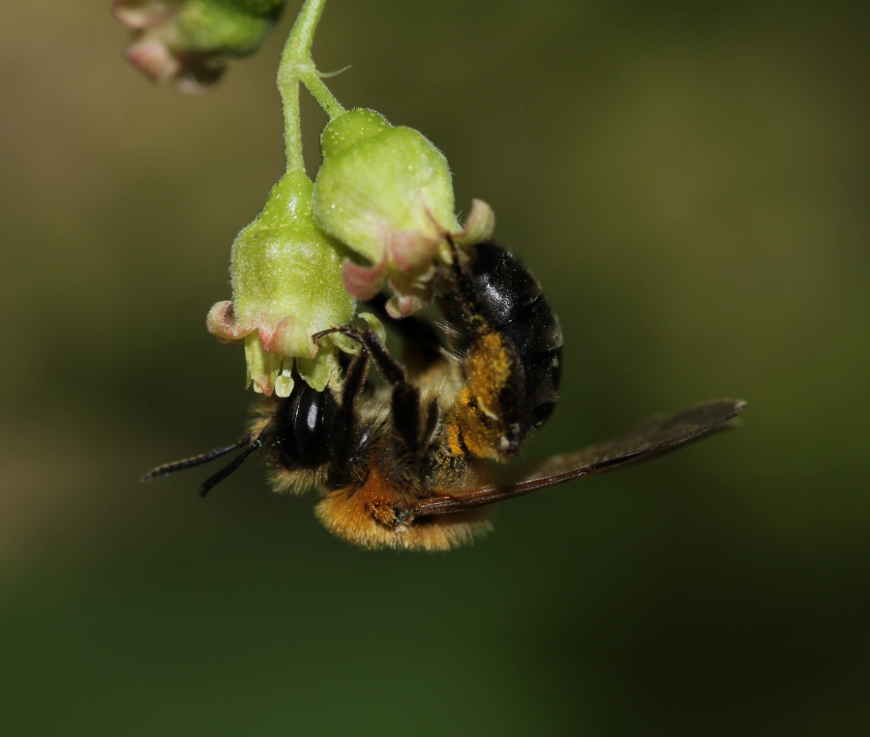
<box><xmin>143</xmin><ymin>240</ymin><xmax>745</xmax><ymax>551</ymax></box>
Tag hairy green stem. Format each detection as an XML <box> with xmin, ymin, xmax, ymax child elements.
<box><xmin>300</xmin><ymin>67</ymin><xmax>345</xmax><ymax>119</ymax></box>
<box><xmin>278</xmin><ymin>0</ymin><xmax>346</xmax><ymax>174</ymax></box>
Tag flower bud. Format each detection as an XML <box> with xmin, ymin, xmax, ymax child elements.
<box><xmin>113</xmin><ymin>0</ymin><xmax>286</xmax><ymax>93</ymax></box>
<box><xmin>312</xmin><ymin>108</ymin><xmax>494</xmax><ymax>317</ymax></box>
<box><xmin>207</xmin><ymin>171</ymin><xmax>356</xmax><ymax>397</ymax></box>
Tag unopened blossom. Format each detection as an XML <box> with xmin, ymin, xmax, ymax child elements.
<box><xmin>113</xmin><ymin>0</ymin><xmax>286</xmax><ymax>93</ymax></box>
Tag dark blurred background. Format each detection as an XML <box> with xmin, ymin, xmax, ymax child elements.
<box><xmin>2</xmin><ymin>1</ymin><xmax>869</xmax><ymax>734</ymax></box>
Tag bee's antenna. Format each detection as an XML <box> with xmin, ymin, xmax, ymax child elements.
<box><xmin>198</xmin><ymin>436</ymin><xmax>265</xmax><ymax>497</ymax></box>
<box><xmin>141</xmin><ymin>432</ymin><xmax>256</xmax><ymax>483</ymax></box>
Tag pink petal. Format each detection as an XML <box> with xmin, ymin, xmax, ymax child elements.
<box><xmin>254</xmin><ymin>373</ymin><xmax>274</xmax><ymax>398</ymax></box>
<box><xmin>454</xmin><ymin>198</ymin><xmax>495</xmax><ymax>246</ymax></box>
<box><xmin>389</xmin><ymin>230</ymin><xmax>440</xmax><ymax>276</ymax></box>
<box><xmin>206</xmin><ymin>301</ymin><xmax>250</xmax><ymax>344</ymax></box>
<box><xmin>262</xmin><ymin>315</ymin><xmax>317</xmax><ymax>358</ymax></box>
<box><xmin>385</xmin><ymin>288</ymin><xmax>432</xmax><ymax>319</ymax></box>
<box><xmin>342</xmin><ymin>255</ymin><xmax>387</xmax><ymax>301</ymax></box>
<box><xmin>126</xmin><ymin>39</ymin><xmax>182</xmax><ymax>83</ymax></box>
<box><xmin>112</xmin><ymin>1</ymin><xmax>174</xmax><ymax>30</ymax></box>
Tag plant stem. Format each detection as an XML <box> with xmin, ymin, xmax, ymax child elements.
<box><xmin>300</xmin><ymin>68</ymin><xmax>345</xmax><ymax>119</ymax></box>
<box><xmin>277</xmin><ymin>0</ymin><xmax>345</xmax><ymax>175</ymax></box>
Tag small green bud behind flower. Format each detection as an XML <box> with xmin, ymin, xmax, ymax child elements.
<box><xmin>207</xmin><ymin>171</ymin><xmax>356</xmax><ymax>397</ymax></box>
<box><xmin>113</xmin><ymin>0</ymin><xmax>286</xmax><ymax>93</ymax></box>
<box><xmin>313</xmin><ymin>109</ymin><xmax>495</xmax><ymax>318</ymax></box>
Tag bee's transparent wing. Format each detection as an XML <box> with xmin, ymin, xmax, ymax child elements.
<box><xmin>414</xmin><ymin>399</ymin><xmax>746</xmax><ymax>516</ymax></box>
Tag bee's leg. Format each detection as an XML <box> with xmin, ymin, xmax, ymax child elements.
<box><xmin>328</xmin><ymin>341</ymin><xmax>370</xmax><ymax>465</ymax></box>
<box><xmin>359</xmin><ymin>327</ymin><xmax>434</xmax><ymax>453</ymax></box>
<box><xmin>321</xmin><ymin>325</ymin><xmax>434</xmax><ymax>453</ymax></box>
<box><xmin>362</xmin><ymin>293</ymin><xmax>445</xmax><ymax>373</ymax></box>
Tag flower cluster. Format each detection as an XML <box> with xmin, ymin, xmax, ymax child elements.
<box><xmin>117</xmin><ymin>0</ymin><xmax>496</xmax><ymax>395</ymax></box>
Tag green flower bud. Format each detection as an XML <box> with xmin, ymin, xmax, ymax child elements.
<box><xmin>207</xmin><ymin>171</ymin><xmax>356</xmax><ymax>397</ymax></box>
<box><xmin>312</xmin><ymin>108</ymin><xmax>495</xmax><ymax>317</ymax></box>
<box><xmin>114</xmin><ymin>0</ymin><xmax>286</xmax><ymax>93</ymax></box>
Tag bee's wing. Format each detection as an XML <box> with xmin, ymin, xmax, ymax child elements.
<box><xmin>414</xmin><ymin>399</ymin><xmax>745</xmax><ymax>516</ymax></box>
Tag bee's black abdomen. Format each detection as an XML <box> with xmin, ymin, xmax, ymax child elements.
<box><xmin>470</xmin><ymin>242</ymin><xmax>543</xmax><ymax>327</ymax></box>
<box><xmin>468</xmin><ymin>242</ymin><xmax>563</xmax><ymax>426</ymax></box>
<box><xmin>269</xmin><ymin>380</ymin><xmax>338</xmax><ymax>470</ymax></box>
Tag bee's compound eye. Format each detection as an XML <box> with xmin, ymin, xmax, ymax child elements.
<box><xmin>294</xmin><ymin>383</ymin><xmax>329</xmax><ymax>459</ymax></box>
<box><xmin>271</xmin><ymin>380</ymin><xmax>337</xmax><ymax>470</ymax></box>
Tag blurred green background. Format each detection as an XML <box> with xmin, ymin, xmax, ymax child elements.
<box><xmin>2</xmin><ymin>1</ymin><xmax>869</xmax><ymax>734</ymax></box>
